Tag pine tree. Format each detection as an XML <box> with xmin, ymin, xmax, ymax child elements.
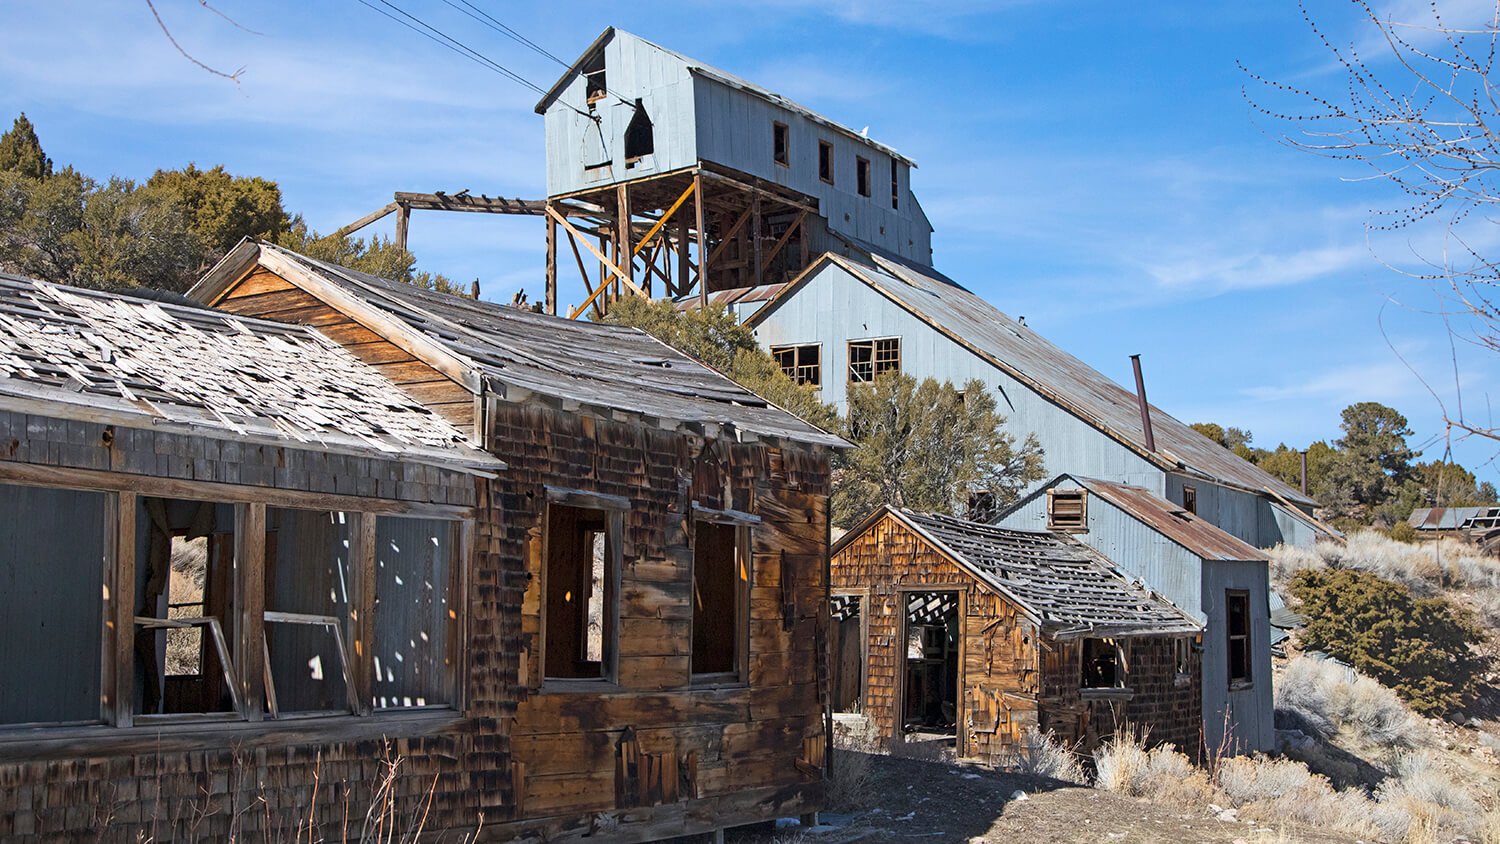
<box><xmin>0</xmin><ymin>114</ymin><xmax>52</xmax><ymax>180</ymax></box>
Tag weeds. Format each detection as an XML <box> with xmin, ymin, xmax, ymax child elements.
<box><xmin>827</xmin><ymin>713</ymin><xmax>880</xmax><ymax>811</ymax></box>
<box><xmin>1267</xmin><ymin>530</ymin><xmax>1500</xmax><ymax>596</ymax></box>
<box><xmin>1274</xmin><ymin>654</ymin><xmax>1426</xmax><ymax>754</ymax></box>
<box><xmin>1008</xmin><ymin>727</ymin><xmax>1084</xmax><ymax>784</ymax></box>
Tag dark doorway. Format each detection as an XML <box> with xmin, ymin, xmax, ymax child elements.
<box><xmin>900</xmin><ymin>591</ymin><xmax>960</xmax><ymax>741</ymax></box>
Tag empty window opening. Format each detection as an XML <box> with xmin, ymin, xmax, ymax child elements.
<box><xmin>771</xmin><ymin>343</ymin><xmax>821</xmax><ymax>386</ymax></box>
<box><xmin>773</xmin><ymin>121</ymin><xmax>790</xmax><ymax>167</ymax></box>
<box><xmin>1082</xmin><ymin>638</ymin><xmax>1125</xmax><ymax>689</ymax></box>
<box><xmin>901</xmin><ymin>591</ymin><xmax>960</xmax><ymax>744</ymax></box>
<box><xmin>583</xmin><ymin>52</ymin><xmax>607</xmax><ymax>105</ymax></box>
<box><xmin>625</xmin><ymin>100</ymin><xmax>654</xmax><ymax>166</ymax></box>
<box><xmin>830</xmin><ymin>594</ymin><xmax>865</xmax><ymax>713</ymax></box>
<box><xmin>0</xmin><ymin>483</ymin><xmax>108</xmax><ymax>726</ymax></box>
<box><xmin>264</xmin><ymin>508</ymin><xmax>356</xmax><ymax>717</ymax></box>
<box><xmin>856</xmin><ymin>156</ymin><xmax>871</xmax><ymax>197</ymax></box>
<box><xmin>848</xmin><ymin>337</ymin><xmax>900</xmax><ymax>383</ymax></box>
<box><xmin>546</xmin><ymin>503</ymin><xmax>618</xmax><ymax>681</ymax></box>
<box><xmin>1182</xmin><ymin>485</ymin><xmax>1197</xmax><ymax>514</ymax></box>
<box><xmin>891</xmin><ymin>159</ymin><xmax>900</xmax><ymax>209</ymax></box>
<box><xmin>372</xmin><ymin>516</ymin><xmax>459</xmax><ymax>709</ymax></box>
<box><xmin>1175</xmin><ymin>636</ymin><xmax>1197</xmax><ymax>685</ymax></box>
<box><xmin>135</xmin><ymin>498</ymin><xmax>240</xmax><ymax>718</ymax></box>
<box><xmin>1047</xmin><ymin>489</ymin><xmax>1087</xmax><ymax>532</ymax></box>
<box><xmin>1227</xmin><ymin>590</ymin><xmax>1252</xmax><ymax>688</ymax></box>
<box><xmin>692</xmin><ymin>519</ymin><xmax>748</xmax><ymax>678</ymax></box>
<box><xmin>818</xmin><ymin>140</ymin><xmax>834</xmax><ymax>184</ymax></box>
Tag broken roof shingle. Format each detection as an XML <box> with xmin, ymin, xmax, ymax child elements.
<box><xmin>1069</xmin><ymin>476</ymin><xmax>1266</xmax><ymax>562</ymax></box>
<box><xmin>0</xmin><ymin>274</ymin><xmax>499</xmax><ymax>470</ymax></box>
<box><xmin>866</xmin><ymin>507</ymin><xmax>1201</xmax><ymax>639</ymax></box>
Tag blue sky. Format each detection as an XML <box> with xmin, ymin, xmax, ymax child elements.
<box><xmin>5</xmin><ymin>0</ymin><xmax>1498</xmax><ymax>481</ymax></box>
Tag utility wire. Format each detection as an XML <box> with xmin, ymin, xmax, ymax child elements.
<box><xmin>449</xmin><ymin>0</ymin><xmax>569</xmax><ymax>68</ymax></box>
<box><xmin>354</xmin><ymin>0</ymin><xmax>547</xmax><ymax>97</ymax></box>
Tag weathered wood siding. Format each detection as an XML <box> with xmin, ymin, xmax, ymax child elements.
<box><xmin>483</xmin><ymin>399</ymin><xmax>832</xmax><ymax>840</ymax></box>
<box><xmin>211</xmin><ymin>267</ymin><xmax>475</xmax><ymax>430</ymax></box>
<box><xmin>830</xmin><ymin>512</ymin><xmax>1043</xmax><ymax>764</ymax></box>
<box><xmin>1038</xmin><ymin>636</ymin><xmax>1202</xmax><ymax>756</ymax></box>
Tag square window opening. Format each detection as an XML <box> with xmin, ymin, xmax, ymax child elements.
<box><xmin>1048</xmin><ymin>489</ymin><xmax>1087</xmax><ymax>532</ymax></box>
<box><xmin>545</xmin><ymin>503</ymin><xmax>619</xmax><ymax>681</ymax></box>
<box><xmin>1082</xmin><ymin>638</ymin><xmax>1125</xmax><ymax>689</ymax></box>
<box><xmin>771</xmin><ymin>343</ymin><xmax>821</xmax><ymax>387</ymax></box>
<box><xmin>1182</xmin><ymin>485</ymin><xmax>1197</xmax><ymax>514</ymax></box>
<box><xmin>848</xmin><ymin>337</ymin><xmax>900</xmax><ymax>383</ymax></box>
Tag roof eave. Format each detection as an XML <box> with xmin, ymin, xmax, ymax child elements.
<box><xmin>535</xmin><ymin>27</ymin><xmax>614</xmax><ymax>115</ymax></box>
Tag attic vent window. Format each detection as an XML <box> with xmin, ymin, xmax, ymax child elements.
<box><xmin>1047</xmin><ymin>488</ymin><xmax>1087</xmax><ymax>532</ymax></box>
<box><xmin>856</xmin><ymin>156</ymin><xmax>871</xmax><ymax>197</ymax></box>
<box><xmin>771</xmin><ymin>343</ymin><xmax>820</xmax><ymax>386</ymax></box>
<box><xmin>625</xmin><ymin>100</ymin><xmax>654</xmax><ymax>166</ymax></box>
<box><xmin>891</xmin><ymin>159</ymin><xmax>899</xmax><ymax>210</ymax></box>
<box><xmin>583</xmin><ymin>53</ymin><xmax>607</xmax><ymax>105</ymax></box>
<box><xmin>818</xmin><ymin>140</ymin><xmax>834</xmax><ymax>185</ymax></box>
<box><xmin>1182</xmin><ymin>485</ymin><xmax>1197</xmax><ymax>514</ymax></box>
<box><xmin>848</xmin><ymin>337</ymin><xmax>900</xmax><ymax>383</ymax></box>
<box><xmin>773</xmin><ymin>122</ymin><xmax>789</xmax><ymax>167</ymax></box>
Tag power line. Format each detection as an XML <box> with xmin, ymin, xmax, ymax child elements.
<box><xmin>353</xmin><ymin>0</ymin><xmax>548</xmax><ymax>97</ymax></box>
<box><xmin>448</xmin><ymin>1</ymin><xmax>569</xmax><ymax>68</ymax></box>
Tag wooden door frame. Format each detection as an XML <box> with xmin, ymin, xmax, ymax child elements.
<box><xmin>892</xmin><ymin>586</ymin><xmax>966</xmax><ymax>757</ymax></box>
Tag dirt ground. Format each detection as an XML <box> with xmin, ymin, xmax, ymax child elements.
<box><xmin>726</xmin><ymin>754</ymin><xmax>1363</xmax><ymax>844</ymax></box>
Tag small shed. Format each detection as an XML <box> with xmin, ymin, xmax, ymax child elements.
<box><xmin>831</xmin><ymin>506</ymin><xmax>1202</xmax><ymax>763</ymax></box>
<box><xmin>997</xmin><ymin>474</ymin><xmax>1276</xmax><ymax>753</ymax></box>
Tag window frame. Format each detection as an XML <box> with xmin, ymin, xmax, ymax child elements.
<box><xmin>1182</xmin><ymin>485</ymin><xmax>1197</xmax><ymax>514</ymax></box>
<box><xmin>1226</xmin><ymin>590</ymin><xmax>1253</xmax><ymax>690</ymax></box>
<box><xmin>818</xmin><ymin>140</ymin><xmax>834</xmax><ymax>184</ymax></box>
<box><xmin>1046</xmin><ymin>488</ymin><xmax>1088</xmax><ymax>532</ymax></box>
<box><xmin>689</xmin><ymin>504</ymin><xmax>757</xmax><ymax>687</ymax></box>
<box><xmin>540</xmin><ymin>487</ymin><xmax>627</xmax><ymax>691</ymax></box>
<box><xmin>773</xmin><ymin>121</ymin><xmax>790</xmax><ymax>167</ymax></box>
<box><xmin>856</xmin><ymin>156</ymin><xmax>872</xmax><ymax>197</ymax></box>
<box><xmin>770</xmin><ymin>342</ymin><xmax>822</xmax><ymax>387</ymax></box>
<box><xmin>890</xmin><ymin>158</ymin><xmax>900</xmax><ymax>209</ymax></box>
<box><xmin>847</xmin><ymin>337</ymin><xmax>901</xmax><ymax>383</ymax></box>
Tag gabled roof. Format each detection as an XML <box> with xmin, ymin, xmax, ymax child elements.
<box><xmin>534</xmin><ymin>28</ymin><xmax>916</xmax><ymax>167</ymax></box>
<box><xmin>748</xmin><ymin>246</ymin><xmax>1316</xmax><ymax>508</ymax></box>
<box><xmin>0</xmin><ymin>274</ymin><xmax>499</xmax><ymax>471</ymax></box>
<box><xmin>192</xmin><ymin>241</ymin><xmax>847</xmax><ymax>449</ymax></box>
<box><xmin>835</xmin><ymin>506</ymin><xmax>1201</xmax><ymax>639</ymax></box>
<box><xmin>1062</xmin><ymin>475</ymin><xmax>1266</xmax><ymax>562</ymax></box>
<box><xmin>1408</xmin><ymin>506</ymin><xmax>1500</xmax><ymax>531</ymax></box>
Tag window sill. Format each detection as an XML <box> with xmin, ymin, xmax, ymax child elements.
<box><xmin>540</xmin><ymin>678</ymin><xmax>623</xmax><ymax>694</ymax></box>
<box><xmin>1079</xmin><ymin>687</ymin><xmax>1134</xmax><ymax>702</ymax></box>
<box><xmin>1229</xmin><ymin>680</ymin><xmax>1254</xmax><ymax>692</ymax></box>
<box><xmin>0</xmin><ymin>709</ymin><xmax>468</xmax><ymax>764</ymax></box>
<box><xmin>690</xmin><ymin>674</ymin><xmax>746</xmax><ymax>691</ymax></box>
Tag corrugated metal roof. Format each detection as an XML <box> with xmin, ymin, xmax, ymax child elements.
<box><xmin>252</xmin><ymin>244</ymin><xmax>847</xmax><ymax>449</ymax></box>
<box><xmin>534</xmin><ymin>28</ymin><xmax>917</xmax><ymax>167</ymax></box>
<box><xmin>1408</xmin><ymin>506</ymin><xmax>1500</xmax><ymax>530</ymax></box>
<box><xmin>886</xmin><ymin>507</ymin><xmax>1201</xmax><ymax>638</ymax></box>
<box><xmin>0</xmin><ymin>274</ymin><xmax>497</xmax><ymax>468</ymax></box>
<box><xmin>750</xmin><ymin>247</ymin><xmax>1316</xmax><ymax>507</ymax></box>
<box><xmin>1071</xmin><ymin>476</ymin><xmax>1266</xmax><ymax>562</ymax></box>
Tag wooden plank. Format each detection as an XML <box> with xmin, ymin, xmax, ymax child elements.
<box><xmin>235</xmin><ymin>502</ymin><xmax>267</xmax><ymax>721</ymax></box>
<box><xmin>547</xmin><ymin>207</ymin><xmax>646</xmax><ymax>318</ymax></box>
<box><xmin>632</xmin><ymin>181</ymin><xmax>695</xmax><ymax>257</ymax></box>
<box><xmin>546</xmin><ymin>209</ymin><xmax>558</xmax><ymax>316</ymax></box>
<box><xmin>394</xmin><ymin>192</ymin><xmax>548</xmax><ymax>215</ymax></box>
<box><xmin>617</xmin><ymin>183</ymin><xmax>634</xmax><ymax>289</ymax></box>
<box><xmin>113</xmin><ymin>492</ymin><xmax>136</xmax><ymax>728</ymax></box>
<box><xmin>350</xmin><ymin>511</ymin><xmax>376</xmax><ymax>716</ymax></box>
<box><xmin>330</xmin><ymin>202</ymin><xmax>400</xmax><ymax>240</ymax></box>
<box><xmin>224</xmin><ymin>269</ymin><xmax>296</xmax><ymax>299</ymax></box>
<box><xmin>695</xmin><ymin>174</ymin><xmax>707</xmax><ymax>307</ymax></box>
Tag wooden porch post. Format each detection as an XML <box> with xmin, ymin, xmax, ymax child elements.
<box><xmin>545</xmin><ymin>203</ymin><xmax>558</xmax><ymax>316</ymax></box>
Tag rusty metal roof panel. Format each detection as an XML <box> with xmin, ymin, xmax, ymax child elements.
<box><xmin>787</xmin><ymin>248</ymin><xmax>1316</xmax><ymax>507</ymax></box>
<box><xmin>1073</xmin><ymin>476</ymin><xmax>1266</xmax><ymax>562</ymax></box>
<box><xmin>891</xmin><ymin>507</ymin><xmax>1201</xmax><ymax>638</ymax></box>
<box><xmin>1409</xmin><ymin>506</ymin><xmax>1495</xmax><ymax>530</ymax></box>
<box><xmin>0</xmin><ymin>274</ymin><xmax>499</xmax><ymax>469</ymax></box>
<box><xmin>260</xmin><ymin>246</ymin><xmax>846</xmax><ymax>449</ymax></box>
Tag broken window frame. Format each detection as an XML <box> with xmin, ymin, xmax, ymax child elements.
<box><xmin>770</xmin><ymin>342</ymin><xmax>821</xmax><ymax>387</ymax></box>
<box><xmin>1080</xmin><ymin>637</ymin><xmax>1127</xmax><ymax>691</ymax></box>
<box><xmin>690</xmin><ymin>505</ymin><xmax>757</xmax><ymax>686</ymax></box>
<box><xmin>541</xmin><ymin>488</ymin><xmax>627</xmax><ymax>689</ymax></box>
<box><xmin>1226</xmin><ymin>590</ymin><xmax>1253</xmax><ymax>689</ymax></box>
<box><xmin>1182</xmin><ymin>485</ymin><xmax>1197</xmax><ymax>515</ymax></box>
<box><xmin>830</xmin><ymin>591</ymin><xmax>869</xmax><ymax>714</ymax></box>
<box><xmin>856</xmin><ymin>156</ymin><xmax>872</xmax><ymax>197</ymax></box>
<box><xmin>847</xmin><ymin>337</ymin><xmax>901</xmax><ymax>383</ymax></box>
<box><xmin>818</xmin><ymin>140</ymin><xmax>834</xmax><ymax>184</ymax></box>
<box><xmin>1047</xmin><ymin>488</ymin><xmax>1087</xmax><ymax>532</ymax></box>
<box><xmin>773</xmin><ymin>121</ymin><xmax>790</xmax><ymax>167</ymax></box>
<box><xmin>890</xmin><ymin>158</ymin><xmax>900</xmax><ymax>210</ymax></box>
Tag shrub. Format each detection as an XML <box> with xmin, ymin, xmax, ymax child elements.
<box><xmin>1092</xmin><ymin>730</ymin><xmax>1149</xmax><ymax>795</ymax></box>
<box><xmin>1273</xmin><ymin>655</ymin><xmax>1425</xmax><ymax>752</ymax></box>
<box><xmin>827</xmin><ymin>713</ymin><xmax>879</xmax><ymax>811</ymax></box>
<box><xmin>1008</xmin><ymin>727</ymin><xmax>1084</xmax><ymax>783</ymax></box>
<box><xmin>1289</xmin><ymin>568</ymin><xmax>1487</xmax><ymax>715</ymax></box>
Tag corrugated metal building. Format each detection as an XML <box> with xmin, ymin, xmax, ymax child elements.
<box><xmin>997</xmin><ymin>474</ymin><xmax>1275</xmax><ymax>753</ymax></box>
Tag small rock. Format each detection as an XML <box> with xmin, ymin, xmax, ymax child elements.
<box><xmin>1009</xmin><ymin>790</ymin><xmax>1029</xmax><ymax>801</ymax></box>
<box><xmin>1216</xmin><ymin>808</ymin><xmax>1239</xmax><ymax>823</ymax></box>
<box><xmin>962</xmin><ymin>773</ymin><xmax>979</xmax><ymax>779</ymax></box>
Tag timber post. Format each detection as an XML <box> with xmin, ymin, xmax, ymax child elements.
<box><xmin>545</xmin><ymin>205</ymin><xmax>558</xmax><ymax>315</ymax></box>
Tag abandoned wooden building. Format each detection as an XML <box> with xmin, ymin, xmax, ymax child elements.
<box><xmin>997</xmin><ymin>474</ymin><xmax>1276</xmax><ymax>753</ymax></box>
<box><xmin>0</xmin><ymin>273</ymin><xmax>501</xmax><ymax>839</ymax></box>
<box><xmin>830</xmin><ymin>506</ymin><xmax>1202</xmax><ymax>764</ymax></box>
<box><xmin>181</xmin><ymin>239</ymin><xmax>848</xmax><ymax>841</ymax></box>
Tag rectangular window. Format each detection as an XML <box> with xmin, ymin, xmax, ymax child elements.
<box><xmin>1182</xmin><ymin>485</ymin><xmax>1197</xmax><ymax>514</ymax></box>
<box><xmin>847</xmin><ymin>337</ymin><xmax>900</xmax><ymax>383</ymax></box>
<box><xmin>545</xmin><ymin>502</ymin><xmax>620</xmax><ymax>681</ymax></box>
<box><xmin>1081</xmin><ymin>638</ymin><xmax>1124</xmax><ymax>689</ymax></box>
<box><xmin>1047</xmin><ymin>489</ymin><xmax>1087</xmax><ymax>532</ymax></box>
<box><xmin>264</xmin><ymin>508</ymin><xmax>356</xmax><ymax>716</ymax></box>
<box><xmin>0</xmin><ymin>483</ymin><xmax>108</xmax><ymax>726</ymax></box>
<box><xmin>1227</xmin><ymin>590</ymin><xmax>1252</xmax><ymax>688</ymax></box>
<box><xmin>373</xmin><ymin>516</ymin><xmax>459</xmax><ymax>708</ymax></box>
<box><xmin>891</xmin><ymin>159</ymin><xmax>899</xmax><ymax>209</ymax></box>
<box><xmin>583</xmin><ymin>53</ymin><xmax>607</xmax><ymax>105</ymax></box>
<box><xmin>818</xmin><ymin>140</ymin><xmax>834</xmax><ymax>184</ymax></box>
<box><xmin>692</xmin><ymin>519</ymin><xmax>749</xmax><ymax>679</ymax></box>
<box><xmin>771</xmin><ymin>343</ymin><xmax>821</xmax><ymax>386</ymax></box>
<box><xmin>773</xmin><ymin>121</ymin><xmax>789</xmax><ymax>167</ymax></box>
<box><xmin>856</xmin><ymin>156</ymin><xmax>871</xmax><ymax>197</ymax></box>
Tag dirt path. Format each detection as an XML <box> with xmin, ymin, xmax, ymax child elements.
<box><xmin>729</xmin><ymin>755</ymin><xmax>1363</xmax><ymax>844</ymax></box>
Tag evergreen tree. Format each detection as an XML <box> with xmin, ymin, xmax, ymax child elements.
<box><xmin>0</xmin><ymin>114</ymin><xmax>52</xmax><ymax>180</ymax></box>
<box><xmin>147</xmin><ymin>164</ymin><xmax>286</xmax><ymax>261</ymax></box>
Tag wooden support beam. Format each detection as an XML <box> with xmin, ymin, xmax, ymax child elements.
<box><xmin>694</xmin><ymin>173</ymin><xmax>707</xmax><ymax>308</ymax></box>
<box><xmin>752</xmin><ymin>195</ymin><xmax>763</xmax><ymax>288</ymax></box>
<box><xmin>113</xmin><ymin>492</ymin><xmax>137</xmax><ymax>728</ymax></box>
<box><xmin>617</xmin><ymin>183</ymin><xmax>634</xmax><ymax>289</ymax></box>
<box><xmin>393</xmin><ymin>192</ymin><xmax>549</xmax><ymax>215</ymax></box>
<box><xmin>394</xmin><ymin>202</ymin><xmax>410</xmax><ymax>251</ymax></box>
<box><xmin>561</xmin><ymin>226</ymin><xmax>602</xmax><ymax>319</ymax></box>
<box><xmin>697</xmin><ymin>167</ymin><xmax>818</xmax><ymax>214</ymax></box>
<box><xmin>545</xmin><ymin>206</ymin><xmax>558</xmax><ymax>316</ymax></box>
<box><xmin>235</xmin><ymin>502</ymin><xmax>267</xmax><ymax>721</ymax></box>
<box><xmin>547</xmin><ymin>206</ymin><xmax>647</xmax><ymax>318</ymax></box>
<box><xmin>761</xmin><ymin>210</ymin><xmax>807</xmax><ymax>275</ymax></box>
<box><xmin>330</xmin><ymin>202</ymin><xmax>400</xmax><ymax>240</ymax></box>
<box><xmin>705</xmin><ymin>206</ymin><xmax>754</xmax><ymax>269</ymax></box>
<box><xmin>633</xmin><ymin>181</ymin><xmax>696</xmax><ymax>257</ymax></box>
<box><xmin>676</xmin><ymin>211</ymin><xmax>690</xmax><ymax>297</ymax></box>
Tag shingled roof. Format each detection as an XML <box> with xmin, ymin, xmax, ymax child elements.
<box><xmin>748</xmin><ymin>246</ymin><xmax>1316</xmax><ymax>507</ymax></box>
<box><xmin>839</xmin><ymin>506</ymin><xmax>1201</xmax><ymax>639</ymax></box>
<box><xmin>194</xmin><ymin>241</ymin><xmax>847</xmax><ymax>449</ymax></box>
<box><xmin>0</xmin><ymin>274</ymin><xmax>499</xmax><ymax>470</ymax></box>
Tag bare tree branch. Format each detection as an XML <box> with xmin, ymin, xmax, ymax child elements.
<box><xmin>144</xmin><ymin>0</ymin><xmax>248</xmax><ymax>83</ymax></box>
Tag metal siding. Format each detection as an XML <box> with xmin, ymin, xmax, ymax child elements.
<box><xmin>1164</xmin><ymin>474</ymin><xmax>1272</xmax><ymax>550</ymax></box>
<box><xmin>753</xmin><ymin>262</ymin><xmax>1163</xmax><ymax>495</ymax></box>
<box><xmin>1202</xmin><ymin>560</ymin><xmax>1276</xmax><ymax>753</ymax></box>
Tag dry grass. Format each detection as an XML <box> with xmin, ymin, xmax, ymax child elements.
<box><xmin>827</xmin><ymin>713</ymin><xmax>880</xmax><ymax>811</ymax></box>
<box><xmin>1007</xmin><ymin>727</ymin><xmax>1085</xmax><ymax>784</ymax></box>
<box><xmin>1275</xmin><ymin>654</ymin><xmax>1426</xmax><ymax>755</ymax></box>
<box><xmin>1268</xmin><ymin>530</ymin><xmax>1500</xmax><ymax>598</ymax></box>
<box><xmin>1091</xmin><ymin>730</ymin><xmax>1216</xmax><ymax>805</ymax></box>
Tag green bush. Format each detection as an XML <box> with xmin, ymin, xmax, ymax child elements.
<box><xmin>1290</xmin><ymin>569</ymin><xmax>1486</xmax><ymax>716</ymax></box>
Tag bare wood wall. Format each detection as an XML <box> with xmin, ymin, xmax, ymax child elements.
<box><xmin>830</xmin><ymin>513</ymin><xmax>1042</xmax><ymax>764</ymax></box>
<box><xmin>1038</xmin><ymin>636</ymin><xmax>1202</xmax><ymax>757</ymax></box>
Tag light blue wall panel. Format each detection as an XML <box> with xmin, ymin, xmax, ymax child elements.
<box><xmin>1202</xmin><ymin>561</ymin><xmax>1276</xmax><ymax>753</ymax></box>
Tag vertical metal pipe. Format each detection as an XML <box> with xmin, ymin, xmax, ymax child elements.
<box><xmin>1130</xmin><ymin>354</ymin><xmax>1156</xmax><ymax>453</ymax></box>
<box><xmin>1300</xmin><ymin>450</ymin><xmax>1309</xmax><ymax>496</ymax></box>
